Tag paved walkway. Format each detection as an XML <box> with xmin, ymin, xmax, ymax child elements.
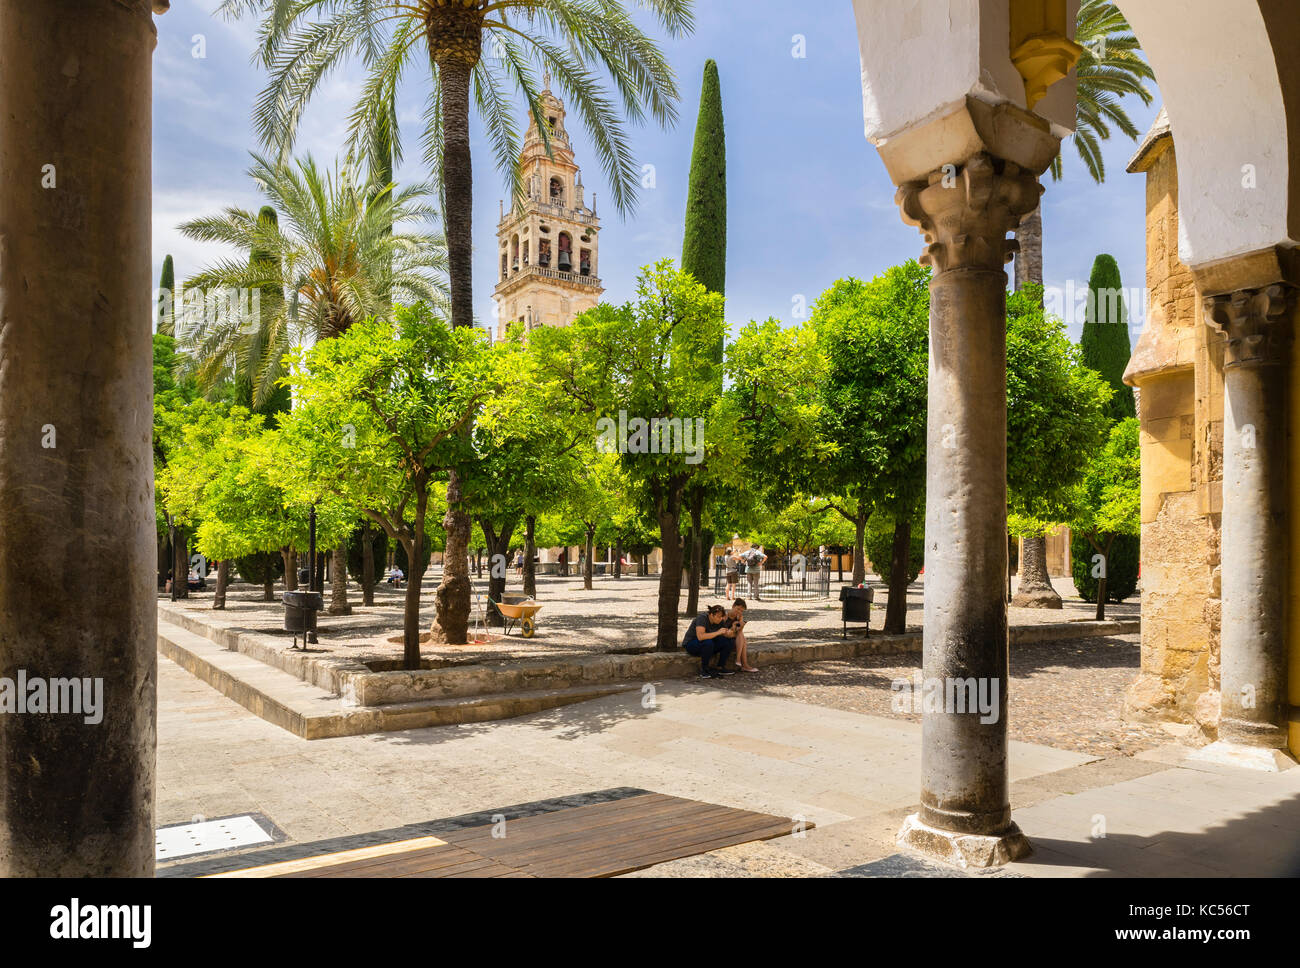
<box><xmin>157</xmin><ymin>653</ymin><xmax>1300</xmax><ymax>878</ymax></box>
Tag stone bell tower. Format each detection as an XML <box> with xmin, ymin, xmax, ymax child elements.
<box><xmin>494</xmin><ymin>75</ymin><xmax>603</xmax><ymax>341</ymax></box>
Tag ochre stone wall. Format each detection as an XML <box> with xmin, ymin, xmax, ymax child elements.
<box><xmin>1123</xmin><ymin>133</ymin><xmax>1223</xmax><ymax>735</ymax></box>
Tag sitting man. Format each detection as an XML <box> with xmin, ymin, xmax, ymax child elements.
<box><xmin>681</xmin><ymin>605</ymin><xmax>736</xmax><ymax>679</ymax></box>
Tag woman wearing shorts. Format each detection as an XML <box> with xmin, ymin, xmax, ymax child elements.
<box><xmin>724</xmin><ymin>547</ymin><xmax>740</xmax><ymax>600</ymax></box>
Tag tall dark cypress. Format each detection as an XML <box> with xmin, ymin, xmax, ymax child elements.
<box><xmin>157</xmin><ymin>254</ymin><xmax>175</xmax><ymax>335</ymax></box>
<box><xmin>1080</xmin><ymin>253</ymin><xmax>1137</xmax><ymax>424</ymax></box>
<box><xmin>680</xmin><ymin>60</ymin><xmax>727</xmax><ymax>611</ymax></box>
<box><xmin>681</xmin><ymin>59</ymin><xmax>727</xmax><ymax>305</ymax></box>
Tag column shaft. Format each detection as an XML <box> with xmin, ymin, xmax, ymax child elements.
<box><xmin>0</xmin><ymin>0</ymin><xmax>159</xmax><ymax>875</ymax></box>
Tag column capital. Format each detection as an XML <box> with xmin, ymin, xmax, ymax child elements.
<box><xmin>895</xmin><ymin>153</ymin><xmax>1042</xmax><ymax>274</ymax></box>
<box><xmin>1204</xmin><ymin>283</ymin><xmax>1295</xmax><ymax>369</ymax></box>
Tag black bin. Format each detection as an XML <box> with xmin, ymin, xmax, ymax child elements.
<box><xmin>839</xmin><ymin>585</ymin><xmax>874</xmax><ymax>638</ymax></box>
<box><xmin>283</xmin><ymin>590</ymin><xmax>323</xmax><ymax>634</ymax></box>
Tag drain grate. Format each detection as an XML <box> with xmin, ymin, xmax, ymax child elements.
<box><xmin>156</xmin><ymin>815</ymin><xmax>275</xmax><ymax>861</ymax></box>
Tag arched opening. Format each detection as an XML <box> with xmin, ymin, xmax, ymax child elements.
<box><xmin>510</xmin><ymin>234</ymin><xmax>520</xmax><ymax>273</ymax></box>
<box><xmin>557</xmin><ymin>231</ymin><xmax>573</xmax><ymax>272</ymax></box>
<box><xmin>549</xmin><ymin>176</ymin><xmax>565</xmax><ymax>206</ymax></box>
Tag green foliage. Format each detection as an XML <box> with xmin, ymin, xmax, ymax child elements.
<box><xmin>1069</xmin><ymin>419</ymin><xmax>1141</xmax><ymax>602</ymax></box>
<box><xmin>236</xmin><ymin>551</ymin><xmax>284</xmax><ymax>585</ymax></box>
<box><xmin>1053</xmin><ymin>0</ymin><xmax>1156</xmax><ymax>182</ymax></box>
<box><xmin>811</xmin><ymin>262</ymin><xmax>930</xmax><ymax>522</ymax></box>
<box><xmin>865</xmin><ymin>514</ymin><xmax>924</xmax><ymax>585</ymax></box>
<box><xmin>681</xmin><ymin>59</ymin><xmax>726</xmax><ymax>300</ymax></box>
<box><xmin>346</xmin><ymin>525</ymin><xmax>389</xmax><ymax>582</ymax></box>
<box><xmin>224</xmin><ymin>0</ymin><xmax>694</xmax><ymax>218</ymax></box>
<box><xmin>1081</xmin><ymin>254</ymin><xmax>1137</xmax><ymax>424</ymax></box>
<box><xmin>178</xmin><ymin>154</ymin><xmax>448</xmax><ymax>406</ymax></box>
<box><xmin>1007</xmin><ymin>284</ymin><xmax>1114</xmax><ymax>523</ymax></box>
<box><xmin>752</xmin><ymin>495</ymin><xmax>843</xmax><ymax>556</ymax></box>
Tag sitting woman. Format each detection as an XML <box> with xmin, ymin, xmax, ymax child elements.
<box><xmin>681</xmin><ymin>605</ymin><xmax>735</xmax><ymax>679</ymax></box>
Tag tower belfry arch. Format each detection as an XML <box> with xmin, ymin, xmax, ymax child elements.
<box><xmin>494</xmin><ymin>80</ymin><xmax>604</xmax><ymax>341</ymax></box>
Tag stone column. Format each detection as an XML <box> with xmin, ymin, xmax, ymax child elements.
<box><xmin>894</xmin><ymin>153</ymin><xmax>1041</xmax><ymax>867</ymax></box>
<box><xmin>1197</xmin><ymin>284</ymin><xmax>1295</xmax><ymax>770</ymax></box>
<box><xmin>0</xmin><ymin>0</ymin><xmax>165</xmax><ymax>875</ymax></box>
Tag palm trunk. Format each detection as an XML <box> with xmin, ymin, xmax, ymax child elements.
<box><xmin>361</xmin><ymin>524</ymin><xmax>376</xmax><ymax>606</ymax></box>
<box><xmin>1014</xmin><ymin>206</ymin><xmax>1043</xmax><ymax>293</ymax></box>
<box><xmin>213</xmin><ymin>559</ymin><xmax>230</xmax><ymax>610</ymax></box>
<box><xmin>1011</xmin><ymin>532</ymin><xmax>1063</xmax><ymax>608</ymax></box>
<box><xmin>523</xmin><ymin>515</ymin><xmax>538</xmax><ymax>598</ymax></box>
<box><xmin>883</xmin><ymin>519</ymin><xmax>911</xmax><ymax>634</ymax></box>
<box><xmin>328</xmin><ymin>543</ymin><xmax>351</xmax><ymax>614</ymax></box>
<box><xmin>430</xmin><ymin>28</ymin><xmax>479</xmax><ymax>645</ymax></box>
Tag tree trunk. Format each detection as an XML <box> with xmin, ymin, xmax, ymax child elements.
<box><xmin>281</xmin><ymin>547</ymin><xmax>298</xmax><ymax>591</ymax></box>
<box><xmin>1014</xmin><ymin>206</ymin><xmax>1043</xmax><ymax>293</ymax></box>
<box><xmin>523</xmin><ymin>515</ymin><xmax>538</xmax><ymax>598</ymax></box>
<box><xmin>613</xmin><ymin>537</ymin><xmax>622</xmax><ymax>580</ymax></box>
<box><xmin>402</xmin><ymin>538</ymin><xmax>426</xmax><ymax>670</ymax></box>
<box><xmin>158</xmin><ymin>533</ymin><xmax>170</xmax><ymax>591</ymax></box>
<box><xmin>429</xmin><ymin>41</ymin><xmax>477</xmax><ymax>646</ymax></box>
<box><xmin>655</xmin><ymin>501</ymin><xmax>685</xmax><ymax>651</ymax></box>
<box><xmin>884</xmin><ymin>519</ymin><xmax>911</xmax><ymax>634</ymax></box>
<box><xmin>852</xmin><ymin>512</ymin><xmax>868</xmax><ymax>585</ymax></box>
<box><xmin>361</xmin><ymin>524</ymin><xmax>375</xmax><ymax>606</ymax></box>
<box><xmin>481</xmin><ymin>518</ymin><xmax>517</xmax><ymax>627</ymax></box>
<box><xmin>328</xmin><ymin>543</ymin><xmax>352</xmax><ymax>614</ymax></box>
<box><xmin>263</xmin><ymin>575</ymin><xmax>275</xmax><ymax>602</ymax></box>
<box><xmin>1011</xmin><ymin>532</ymin><xmax>1063</xmax><ymax>608</ymax></box>
<box><xmin>213</xmin><ymin>559</ymin><xmax>230</xmax><ymax>610</ymax></box>
<box><xmin>639</xmin><ymin>553</ymin><xmax>648</xmax><ymax>577</ymax></box>
<box><xmin>1094</xmin><ymin>533</ymin><xmax>1115</xmax><ymax>622</ymax></box>
<box><xmin>685</xmin><ymin>496</ymin><xmax>702</xmax><ymax>616</ymax></box>
<box><xmin>434</xmin><ymin>469</ymin><xmax>471</xmax><ymax>644</ymax></box>
<box><xmin>583</xmin><ymin>527</ymin><xmax>595</xmax><ymax>590</ymax></box>
<box><xmin>172</xmin><ymin>527</ymin><xmax>189</xmax><ymax>599</ymax></box>
<box><xmin>699</xmin><ymin>527</ymin><xmax>713</xmax><ymax>587</ymax></box>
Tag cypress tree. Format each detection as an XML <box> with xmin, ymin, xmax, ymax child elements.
<box><xmin>1080</xmin><ymin>253</ymin><xmax>1137</xmax><ymax>424</ymax></box>
<box><xmin>157</xmin><ymin>254</ymin><xmax>175</xmax><ymax>336</ymax></box>
<box><xmin>680</xmin><ymin>59</ymin><xmax>727</xmax><ymax>605</ymax></box>
<box><xmin>1073</xmin><ymin>253</ymin><xmax>1139</xmax><ymax>604</ymax></box>
<box><xmin>681</xmin><ymin>59</ymin><xmax>727</xmax><ymax>303</ymax></box>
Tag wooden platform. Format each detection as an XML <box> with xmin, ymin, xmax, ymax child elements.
<box><xmin>210</xmin><ymin>793</ymin><xmax>807</xmax><ymax>878</ymax></box>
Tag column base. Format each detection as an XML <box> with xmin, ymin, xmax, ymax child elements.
<box><xmin>1189</xmin><ymin>740</ymin><xmax>1297</xmax><ymax>772</ymax></box>
<box><xmin>896</xmin><ymin>813</ymin><xmax>1031</xmax><ymax>870</ymax></box>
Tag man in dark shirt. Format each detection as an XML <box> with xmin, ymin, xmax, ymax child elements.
<box><xmin>681</xmin><ymin>605</ymin><xmax>735</xmax><ymax>678</ymax></box>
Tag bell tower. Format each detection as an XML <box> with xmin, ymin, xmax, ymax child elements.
<box><xmin>494</xmin><ymin>75</ymin><xmax>603</xmax><ymax>341</ymax></box>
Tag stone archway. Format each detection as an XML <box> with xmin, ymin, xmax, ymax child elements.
<box><xmin>850</xmin><ymin>0</ymin><xmax>1300</xmax><ymax>866</ymax></box>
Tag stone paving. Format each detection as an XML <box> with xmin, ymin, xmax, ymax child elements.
<box><xmin>156</xmin><ymin>644</ymin><xmax>1300</xmax><ymax>878</ymax></box>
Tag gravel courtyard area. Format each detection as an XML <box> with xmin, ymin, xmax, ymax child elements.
<box><xmin>714</xmin><ymin>633</ymin><xmax>1170</xmax><ymax>758</ymax></box>
<box><xmin>165</xmin><ymin>570</ymin><xmax>1153</xmax><ymax>756</ymax></box>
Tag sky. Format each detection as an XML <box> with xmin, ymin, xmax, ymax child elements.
<box><xmin>152</xmin><ymin>2</ymin><xmax>1161</xmax><ymax>345</ymax></box>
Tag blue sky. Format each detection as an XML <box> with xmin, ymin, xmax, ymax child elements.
<box><xmin>153</xmin><ymin>2</ymin><xmax>1160</xmax><ymax>344</ymax></box>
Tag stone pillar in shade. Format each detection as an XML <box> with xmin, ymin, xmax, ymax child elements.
<box><xmin>0</xmin><ymin>0</ymin><xmax>167</xmax><ymax>875</ymax></box>
<box><xmin>893</xmin><ymin>152</ymin><xmax>1042</xmax><ymax>868</ymax></box>
<box><xmin>1194</xmin><ymin>284</ymin><xmax>1296</xmax><ymax>771</ymax></box>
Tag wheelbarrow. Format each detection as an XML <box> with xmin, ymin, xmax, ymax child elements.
<box><xmin>492</xmin><ymin>595</ymin><xmax>544</xmax><ymax>638</ymax></box>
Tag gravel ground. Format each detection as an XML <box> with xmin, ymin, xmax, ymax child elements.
<box><xmin>713</xmin><ymin>633</ymin><xmax>1170</xmax><ymax>758</ymax></box>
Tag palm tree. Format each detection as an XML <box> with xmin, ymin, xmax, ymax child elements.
<box><xmin>180</xmin><ymin>153</ymin><xmax>447</xmax><ymax>616</ymax></box>
<box><xmin>1012</xmin><ymin>0</ymin><xmax>1154</xmax><ymax>608</ymax></box>
<box><xmin>221</xmin><ymin>0</ymin><xmax>694</xmax><ymax>643</ymax></box>
<box><xmin>1015</xmin><ymin>0</ymin><xmax>1155</xmax><ymax>291</ymax></box>
<box><xmin>178</xmin><ymin>152</ymin><xmax>447</xmax><ymax>405</ymax></box>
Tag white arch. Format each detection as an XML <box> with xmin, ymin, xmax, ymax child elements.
<box><xmin>1115</xmin><ymin>0</ymin><xmax>1292</xmax><ymax>268</ymax></box>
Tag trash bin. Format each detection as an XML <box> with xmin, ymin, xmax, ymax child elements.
<box><xmin>839</xmin><ymin>585</ymin><xmax>874</xmax><ymax>638</ymax></box>
<box><xmin>283</xmin><ymin>589</ymin><xmax>323</xmax><ymax>644</ymax></box>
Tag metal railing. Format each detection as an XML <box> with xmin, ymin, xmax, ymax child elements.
<box><xmin>496</xmin><ymin>263</ymin><xmax>601</xmax><ymax>290</ymax></box>
<box><xmin>713</xmin><ymin>556</ymin><xmax>832</xmax><ymax>602</ymax></box>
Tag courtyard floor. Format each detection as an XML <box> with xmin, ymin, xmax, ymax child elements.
<box><xmin>155</xmin><ymin>574</ymin><xmax>1300</xmax><ymax>878</ymax></box>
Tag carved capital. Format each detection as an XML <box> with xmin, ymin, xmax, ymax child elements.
<box><xmin>895</xmin><ymin>154</ymin><xmax>1042</xmax><ymax>274</ymax></box>
<box><xmin>1204</xmin><ymin>284</ymin><xmax>1295</xmax><ymax>369</ymax></box>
